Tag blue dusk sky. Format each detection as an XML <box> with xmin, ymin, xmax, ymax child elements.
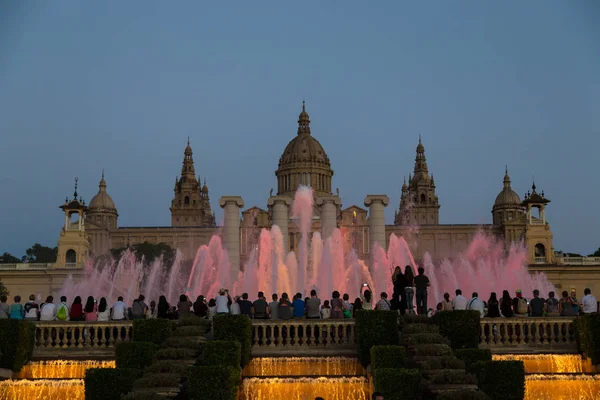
<box><xmin>0</xmin><ymin>1</ymin><xmax>598</xmax><ymax>257</ymax></box>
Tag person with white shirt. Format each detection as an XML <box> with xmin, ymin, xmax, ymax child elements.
<box><xmin>215</xmin><ymin>289</ymin><xmax>231</xmax><ymax>314</ymax></box>
<box><xmin>581</xmin><ymin>288</ymin><xmax>598</xmax><ymax>314</ymax></box>
<box><xmin>111</xmin><ymin>296</ymin><xmax>127</xmax><ymax>320</ymax></box>
<box><xmin>39</xmin><ymin>295</ymin><xmax>57</xmax><ymax>321</ymax></box>
<box><xmin>452</xmin><ymin>289</ymin><xmax>468</xmax><ymax>310</ymax></box>
<box><xmin>467</xmin><ymin>292</ymin><xmax>485</xmax><ymax>317</ymax></box>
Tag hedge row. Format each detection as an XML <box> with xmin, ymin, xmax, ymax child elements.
<box><xmin>0</xmin><ymin>319</ymin><xmax>35</xmax><ymax>372</ymax></box>
<box><xmin>355</xmin><ymin>310</ymin><xmax>399</xmax><ymax>367</ymax></box>
<box><xmin>371</xmin><ymin>345</ymin><xmax>406</xmax><ymax>373</ymax></box>
<box><xmin>374</xmin><ymin>368</ymin><xmax>422</xmax><ymax>400</ymax></box>
<box><xmin>469</xmin><ymin>360</ymin><xmax>525</xmax><ymax>400</ymax></box>
<box><xmin>116</xmin><ymin>341</ymin><xmax>159</xmax><ymax>370</ymax></box>
<box><xmin>188</xmin><ymin>366</ymin><xmax>240</xmax><ymax>400</ymax></box>
<box><xmin>85</xmin><ymin>368</ymin><xmax>142</xmax><ymax>400</ymax></box>
<box><xmin>454</xmin><ymin>348</ymin><xmax>492</xmax><ymax>368</ymax></box>
<box><xmin>432</xmin><ymin>310</ymin><xmax>480</xmax><ymax>349</ymax></box>
<box><xmin>574</xmin><ymin>314</ymin><xmax>600</xmax><ymax>364</ymax></box>
<box><xmin>132</xmin><ymin>319</ymin><xmax>174</xmax><ymax>345</ymax></box>
<box><xmin>202</xmin><ymin>340</ymin><xmax>241</xmax><ymax>368</ymax></box>
<box><xmin>213</xmin><ymin>314</ymin><xmax>252</xmax><ymax>367</ymax></box>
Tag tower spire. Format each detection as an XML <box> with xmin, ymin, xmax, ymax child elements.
<box><xmin>297</xmin><ymin>100</ymin><xmax>311</xmax><ymax>135</ymax></box>
<box><xmin>99</xmin><ymin>170</ymin><xmax>107</xmax><ymax>192</ymax></box>
<box><xmin>73</xmin><ymin>177</ymin><xmax>79</xmax><ymax>199</ymax></box>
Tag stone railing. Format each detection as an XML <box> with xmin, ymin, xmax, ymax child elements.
<box><xmin>556</xmin><ymin>256</ymin><xmax>600</xmax><ymax>265</ymax></box>
<box><xmin>33</xmin><ymin>321</ymin><xmax>133</xmax><ymax>358</ymax></box>
<box><xmin>479</xmin><ymin>317</ymin><xmax>577</xmax><ymax>353</ymax></box>
<box><xmin>251</xmin><ymin>319</ymin><xmax>357</xmax><ymax>356</ymax></box>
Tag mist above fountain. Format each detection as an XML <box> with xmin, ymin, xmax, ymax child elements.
<box><xmin>61</xmin><ymin>186</ymin><xmax>554</xmax><ymax>307</ymax></box>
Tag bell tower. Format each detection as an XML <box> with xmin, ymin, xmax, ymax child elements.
<box><xmin>56</xmin><ymin>178</ymin><xmax>90</xmax><ymax>268</ymax></box>
<box><xmin>521</xmin><ymin>182</ymin><xmax>554</xmax><ymax>264</ymax></box>
<box><xmin>170</xmin><ymin>139</ymin><xmax>216</xmax><ymax>227</ymax></box>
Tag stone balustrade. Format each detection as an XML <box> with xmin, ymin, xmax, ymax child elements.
<box><xmin>33</xmin><ymin>321</ymin><xmax>133</xmax><ymax>359</ymax></box>
<box><xmin>251</xmin><ymin>319</ymin><xmax>357</xmax><ymax>356</ymax></box>
<box><xmin>479</xmin><ymin>317</ymin><xmax>577</xmax><ymax>353</ymax></box>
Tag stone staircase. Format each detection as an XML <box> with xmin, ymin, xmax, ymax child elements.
<box><xmin>125</xmin><ymin>317</ymin><xmax>211</xmax><ymax>399</ymax></box>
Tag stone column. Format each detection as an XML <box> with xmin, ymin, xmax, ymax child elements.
<box><xmin>267</xmin><ymin>196</ymin><xmax>292</xmax><ymax>252</ymax></box>
<box><xmin>219</xmin><ymin>196</ymin><xmax>244</xmax><ymax>284</ymax></box>
<box><xmin>364</xmin><ymin>195</ymin><xmax>390</xmax><ymax>252</ymax></box>
<box><xmin>316</xmin><ymin>196</ymin><xmax>342</xmax><ymax>239</ymax></box>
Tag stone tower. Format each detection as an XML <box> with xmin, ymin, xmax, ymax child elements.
<box><xmin>491</xmin><ymin>167</ymin><xmax>524</xmax><ymax>226</ymax></box>
<box><xmin>395</xmin><ymin>137</ymin><xmax>440</xmax><ymax>225</ymax></box>
<box><xmin>170</xmin><ymin>139</ymin><xmax>215</xmax><ymax>227</ymax></box>
<box><xmin>522</xmin><ymin>182</ymin><xmax>554</xmax><ymax>264</ymax></box>
<box><xmin>56</xmin><ymin>178</ymin><xmax>89</xmax><ymax>268</ymax></box>
<box><xmin>275</xmin><ymin>102</ymin><xmax>334</xmax><ymax>197</ymax></box>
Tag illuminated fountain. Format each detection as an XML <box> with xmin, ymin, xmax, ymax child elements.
<box><xmin>241</xmin><ymin>377</ymin><xmax>370</xmax><ymax>400</ymax></box>
<box><xmin>14</xmin><ymin>360</ymin><xmax>115</xmax><ymax>379</ymax></box>
<box><xmin>493</xmin><ymin>354</ymin><xmax>595</xmax><ymax>374</ymax></box>
<box><xmin>0</xmin><ymin>379</ymin><xmax>84</xmax><ymax>400</ymax></box>
<box><xmin>243</xmin><ymin>357</ymin><xmax>365</xmax><ymax>377</ymax></box>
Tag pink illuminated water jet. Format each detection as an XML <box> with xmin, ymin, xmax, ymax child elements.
<box><xmin>61</xmin><ymin>186</ymin><xmax>554</xmax><ymax>310</ymax></box>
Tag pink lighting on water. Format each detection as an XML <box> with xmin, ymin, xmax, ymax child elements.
<box><xmin>61</xmin><ymin>186</ymin><xmax>554</xmax><ymax>307</ymax></box>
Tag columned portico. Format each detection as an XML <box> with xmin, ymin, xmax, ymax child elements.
<box><xmin>364</xmin><ymin>195</ymin><xmax>389</xmax><ymax>252</ymax></box>
<box><xmin>219</xmin><ymin>196</ymin><xmax>244</xmax><ymax>283</ymax></box>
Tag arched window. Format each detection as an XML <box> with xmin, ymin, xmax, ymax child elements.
<box><xmin>534</xmin><ymin>243</ymin><xmax>546</xmax><ymax>258</ymax></box>
<box><xmin>184</xmin><ymin>196</ymin><xmax>190</xmax><ymax>205</ymax></box>
<box><xmin>420</xmin><ymin>194</ymin><xmax>426</xmax><ymax>203</ymax></box>
<box><xmin>66</xmin><ymin>249</ymin><xmax>76</xmax><ymax>264</ymax></box>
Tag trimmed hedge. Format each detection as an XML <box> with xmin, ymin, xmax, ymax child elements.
<box><xmin>415</xmin><ymin>356</ymin><xmax>465</xmax><ymax>370</ymax></box>
<box><xmin>163</xmin><ymin>336</ymin><xmax>204</xmax><ymax>350</ymax></box>
<box><xmin>374</xmin><ymin>368</ymin><xmax>422</xmax><ymax>400</ymax></box>
<box><xmin>454</xmin><ymin>348</ymin><xmax>492</xmax><ymax>368</ymax></box>
<box><xmin>427</xmin><ymin>370</ymin><xmax>477</xmax><ymax>385</ymax></box>
<box><xmin>145</xmin><ymin>360</ymin><xmax>189</xmax><ymax>375</ymax></box>
<box><xmin>371</xmin><ymin>345</ymin><xmax>406</xmax><ymax>373</ymax></box>
<box><xmin>172</xmin><ymin>326</ymin><xmax>207</xmax><ymax>337</ymax></box>
<box><xmin>133</xmin><ymin>372</ymin><xmax>181</xmax><ymax>388</ymax></box>
<box><xmin>432</xmin><ymin>310</ymin><xmax>480</xmax><ymax>349</ymax></box>
<box><xmin>403</xmin><ymin>324</ymin><xmax>439</xmax><ymax>335</ymax></box>
<box><xmin>436</xmin><ymin>390</ymin><xmax>491</xmax><ymax>400</ymax></box>
<box><xmin>155</xmin><ymin>348</ymin><xmax>199</xmax><ymax>360</ymax></box>
<box><xmin>355</xmin><ymin>310</ymin><xmax>399</xmax><ymax>367</ymax></box>
<box><xmin>123</xmin><ymin>393</ymin><xmax>166</xmax><ymax>400</ymax></box>
<box><xmin>202</xmin><ymin>340</ymin><xmax>241</xmax><ymax>368</ymax></box>
<box><xmin>84</xmin><ymin>368</ymin><xmax>142</xmax><ymax>400</ymax></box>
<box><xmin>404</xmin><ymin>333</ymin><xmax>450</xmax><ymax>345</ymax></box>
<box><xmin>133</xmin><ymin>318</ymin><xmax>173</xmax><ymax>345</ymax></box>
<box><xmin>116</xmin><ymin>341</ymin><xmax>159</xmax><ymax>370</ymax></box>
<box><xmin>188</xmin><ymin>365</ymin><xmax>241</xmax><ymax>400</ymax></box>
<box><xmin>574</xmin><ymin>314</ymin><xmax>600</xmax><ymax>364</ymax></box>
<box><xmin>470</xmin><ymin>361</ymin><xmax>525</xmax><ymax>400</ymax></box>
<box><xmin>0</xmin><ymin>319</ymin><xmax>35</xmax><ymax>372</ymax></box>
<box><xmin>213</xmin><ymin>314</ymin><xmax>252</xmax><ymax>367</ymax></box>
<box><xmin>410</xmin><ymin>344</ymin><xmax>453</xmax><ymax>357</ymax></box>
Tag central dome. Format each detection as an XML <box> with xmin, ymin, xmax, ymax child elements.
<box><xmin>275</xmin><ymin>102</ymin><xmax>334</xmax><ymax>196</ymax></box>
<box><xmin>89</xmin><ymin>172</ymin><xmax>117</xmax><ymax>211</ymax></box>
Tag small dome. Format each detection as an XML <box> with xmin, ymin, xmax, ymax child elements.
<box><xmin>88</xmin><ymin>172</ymin><xmax>117</xmax><ymax>211</ymax></box>
<box><xmin>494</xmin><ymin>188</ymin><xmax>521</xmax><ymax>206</ymax></box>
<box><xmin>278</xmin><ymin>134</ymin><xmax>331</xmax><ymax>168</ymax></box>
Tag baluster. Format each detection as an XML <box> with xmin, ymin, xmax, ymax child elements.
<box><xmin>107</xmin><ymin>325</ymin><xmax>115</xmax><ymax>347</ymax></box>
<box><xmin>480</xmin><ymin>321</ymin><xmax>487</xmax><ymax>346</ymax></box>
<box><xmin>268</xmin><ymin>322</ymin><xmax>276</xmax><ymax>347</ymax></box>
<box><xmin>509</xmin><ymin>322</ymin><xmax>517</xmax><ymax>346</ymax></box>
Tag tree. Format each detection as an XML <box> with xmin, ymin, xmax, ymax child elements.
<box><xmin>111</xmin><ymin>242</ymin><xmax>176</xmax><ymax>267</ymax></box>
<box><xmin>0</xmin><ymin>280</ymin><xmax>8</xmax><ymax>296</ymax></box>
<box><xmin>22</xmin><ymin>243</ymin><xmax>58</xmax><ymax>263</ymax></box>
<box><xmin>589</xmin><ymin>248</ymin><xmax>600</xmax><ymax>257</ymax></box>
<box><xmin>0</xmin><ymin>252</ymin><xmax>21</xmax><ymax>263</ymax></box>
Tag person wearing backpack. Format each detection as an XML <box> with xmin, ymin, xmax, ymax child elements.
<box><xmin>24</xmin><ymin>294</ymin><xmax>40</xmax><ymax>321</ymax></box>
<box><xmin>9</xmin><ymin>295</ymin><xmax>25</xmax><ymax>319</ymax></box>
<box><xmin>39</xmin><ymin>296</ymin><xmax>57</xmax><ymax>321</ymax></box>
<box><xmin>545</xmin><ymin>291</ymin><xmax>560</xmax><ymax>316</ymax></box>
<box><xmin>56</xmin><ymin>296</ymin><xmax>70</xmax><ymax>321</ymax></box>
<box><xmin>512</xmin><ymin>289</ymin><xmax>528</xmax><ymax>316</ymax></box>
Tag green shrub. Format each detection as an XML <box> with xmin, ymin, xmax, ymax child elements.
<box><xmin>374</xmin><ymin>368</ymin><xmax>422</xmax><ymax>400</ymax></box>
<box><xmin>202</xmin><ymin>341</ymin><xmax>241</xmax><ymax>368</ymax></box>
<box><xmin>144</xmin><ymin>360</ymin><xmax>189</xmax><ymax>375</ymax></box>
<box><xmin>0</xmin><ymin>319</ymin><xmax>35</xmax><ymax>372</ymax></box>
<box><xmin>172</xmin><ymin>326</ymin><xmax>207</xmax><ymax>337</ymax></box>
<box><xmin>410</xmin><ymin>344</ymin><xmax>453</xmax><ymax>357</ymax></box>
<box><xmin>84</xmin><ymin>368</ymin><xmax>142</xmax><ymax>400</ymax></box>
<box><xmin>355</xmin><ymin>310</ymin><xmax>399</xmax><ymax>367</ymax></box>
<box><xmin>155</xmin><ymin>348</ymin><xmax>198</xmax><ymax>360</ymax></box>
<box><xmin>404</xmin><ymin>333</ymin><xmax>449</xmax><ymax>345</ymax></box>
<box><xmin>133</xmin><ymin>319</ymin><xmax>173</xmax><ymax>345</ymax></box>
<box><xmin>178</xmin><ymin>316</ymin><xmax>212</xmax><ymax>328</ymax></box>
<box><xmin>454</xmin><ymin>348</ymin><xmax>492</xmax><ymax>368</ymax></box>
<box><xmin>416</xmin><ymin>356</ymin><xmax>465</xmax><ymax>370</ymax></box>
<box><xmin>427</xmin><ymin>369</ymin><xmax>478</xmax><ymax>385</ymax></box>
<box><xmin>402</xmin><ymin>324</ymin><xmax>439</xmax><ymax>335</ymax></box>
<box><xmin>432</xmin><ymin>310</ymin><xmax>480</xmax><ymax>349</ymax></box>
<box><xmin>116</xmin><ymin>342</ymin><xmax>159</xmax><ymax>370</ymax></box>
<box><xmin>371</xmin><ymin>345</ymin><xmax>406</xmax><ymax>373</ymax></box>
<box><xmin>403</xmin><ymin>315</ymin><xmax>431</xmax><ymax>325</ymax></box>
<box><xmin>123</xmin><ymin>392</ymin><xmax>167</xmax><ymax>400</ymax></box>
<box><xmin>188</xmin><ymin>365</ymin><xmax>241</xmax><ymax>400</ymax></box>
<box><xmin>133</xmin><ymin>372</ymin><xmax>181</xmax><ymax>388</ymax></box>
<box><xmin>213</xmin><ymin>314</ymin><xmax>252</xmax><ymax>367</ymax></box>
<box><xmin>163</xmin><ymin>336</ymin><xmax>204</xmax><ymax>350</ymax></box>
<box><xmin>471</xmin><ymin>361</ymin><xmax>525</xmax><ymax>400</ymax></box>
<box><xmin>436</xmin><ymin>390</ymin><xmax>491</xmax><ymax>400</ymax></box>
<box><xmin>574</xmin><ymin>314</ymin><xmax>600</xmax><ymax>364</ymax></box>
